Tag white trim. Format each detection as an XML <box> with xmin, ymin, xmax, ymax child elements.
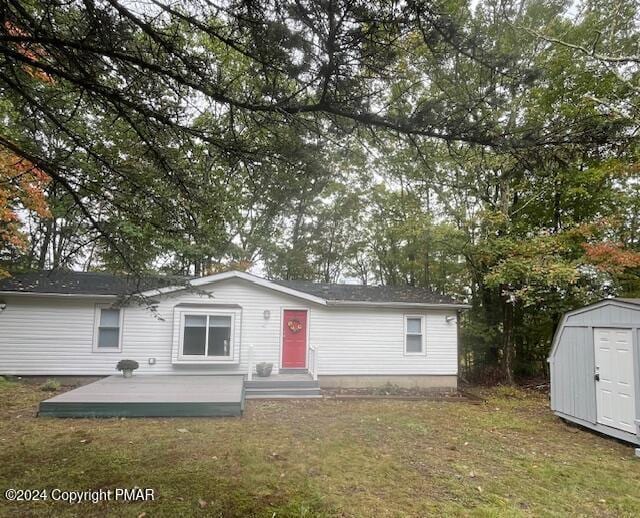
<box><xmin>280</xmin><ymin>307</ymin><xmax>310</xmax><ymax>370</ymax></box>
<box><xmin>404</xmin><ymin>314</ymin><xmax>426</xmax><ymax>356</ymax></box>
<box><xmin>328</xmin><ymin>300</ymin><xmax>470</xmax><ymax>310</ymax></box>
<box><xmin>92</xmin><ymin>303</ymin><xmax>124</xmax><ymax>353</ymax></box>
<box><xmin>140</xmin><ymin>271</ymin><xmax>328</xmax><ymax>306</ymax></box>
<box><xmin>174</xmin><ymin>308</ymin><xmax>237</xmax><ymax>364</ymax></box>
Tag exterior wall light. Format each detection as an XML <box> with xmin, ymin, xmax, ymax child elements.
<box><xmin>445</xmin><ymin>315</ymin><xmax>456</xmax><ymax>324</ymax></box>
<box><xmin>263</xmin><ymin>309</ymin><xmax>271</xmax><ymax>320</ymax></box>
<box><xmin>0</xmin><ymin>302</ymin><xmax>6</xmax><ymax>312</ymax></box>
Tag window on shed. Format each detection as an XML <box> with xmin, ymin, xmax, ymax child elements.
<box><xmin>405</xmin><ymin>316</ymin><xmax>424</xmax><ymax>354</ymax></box>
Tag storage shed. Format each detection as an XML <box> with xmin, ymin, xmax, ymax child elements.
<box><xmin>549</xmin><ymin>298</ymin><xmax>640</xmax><ymax>446</ymax></box>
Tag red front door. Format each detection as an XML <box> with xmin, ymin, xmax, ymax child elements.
<box><xmin>282</xmin><ymin>310</ymin><xmax>307</xmax><ymax>368</ymax></box>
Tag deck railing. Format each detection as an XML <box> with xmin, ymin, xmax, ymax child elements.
<box><xmin>247</xmin><ymin>344</ymin><xmax>254</xmax><ymax>381</ymax></box>
<box><xmin>309</xmin><ymin>345</ymin><xmax>319</xmax><ymax>381</ymax></box>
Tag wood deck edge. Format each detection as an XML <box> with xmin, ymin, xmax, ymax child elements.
<box><xmin>38</xmin><ymin>401</ymin><xmax>243</xmax><ymax>418</ymax></box>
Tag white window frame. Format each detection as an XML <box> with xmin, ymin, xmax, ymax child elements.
<box><xmin>404</xmin><ymin>315</ymin><xmax>425</xmax><ymax>356</ymax></box>
<box><xmin>177</xmin><ymin>311</ymin><xmax>236</xmax><ymax>363</ymax></box>
<box><xmin>93</xmin><ymin>303</ymin><xmax>124</xmax><ymax>353</ymax></box>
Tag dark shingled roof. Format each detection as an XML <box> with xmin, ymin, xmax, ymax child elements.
<box><xmin>272</xmin><ymin>279</ymin><xmax>460</xmax><ymax>304</ymax></box>
<box><xmin>0</xmin><ymin>270</ymin><xmax>464</xmax><ymax>305</ymax></box>
<box><xmin>0</xmin><ymin>271</ymin><xmax>186</xmax><ymax>296</ymax></box>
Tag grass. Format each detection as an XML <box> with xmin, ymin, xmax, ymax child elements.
<box><xmin>1</xmin><ymin>381</ymin><xmax>640</xmax><ymax>517</ymax></box>
<box><xmin>38</xmin><ymin>378</ymin><xmax>62</xmax><ymax>392</ymax></box>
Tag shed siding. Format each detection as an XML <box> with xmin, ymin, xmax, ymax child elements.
<box><xmin>565</xmin><ymin>305</ymin><xmax>640</xmax><ymax>326</ymax></box>
<box><xmin>550</xmin><ymin>326</ymin><xmax>596</xmax><ymax>423</ymax></box>
<box><xmin>0</xmin><ymin>278</ymin><xmax>458</xmax><ymax>377</ymax></box>
<box><xmin>551</xmin><ymin>301</ymin><xmax>640</xmax><ymax>437</ymax></box>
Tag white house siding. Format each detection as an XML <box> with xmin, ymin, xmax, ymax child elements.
<box><xmin>0</xmin><ymin>296</ymin><xmax>108</xmax><ymax>375</ymax></box>
<box><xmin>311</xmin><ymin>307</ymin><xmax>457</xmax><ymax>375</ymax></box>
<box><xmin>0</xmin><ymin>278</ymin><xmax>459</xmax><ymax>378</ymax></box>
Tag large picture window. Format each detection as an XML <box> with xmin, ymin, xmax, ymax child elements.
<box><xmin>181</xmin><ymin>314</ymin><xmax>232</xmax><ymax>358</ymax></box>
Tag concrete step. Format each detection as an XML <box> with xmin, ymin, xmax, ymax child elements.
<box><xmin>245</xmin><ymin>394</ymin><xmax>323</xmax><ymax>400</ymax></box>
<box><xmin>244</xmin><ymin>387</ymin><xmax>322</xmax><ymax>397</ymax></box>
<box><xmin>278</xmin><ymin>368</ymin><xmax>309</xmax><ymax>374</ymax></box>
<box><xmin>245</xmin><ymin>379</ymin><xmax>319</xmax><ymax>389</ymax></box>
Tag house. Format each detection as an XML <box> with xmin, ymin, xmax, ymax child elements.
<box><xmin>549</xmin><ymin>298</ymin><xmax>640</xmax><ymax>448</ymax></box>
<box><xmin>0</xmin><ymin>270</ymin><xmax>468</xmax><ymax>415</ymax></box>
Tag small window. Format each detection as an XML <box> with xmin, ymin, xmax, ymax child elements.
<box><xmin>94</xmin><ymin>305</ymin><xmax>122</xmax><ymax>352</ymax></box>
<box><xmin>181</xmin><ymin>314</ymin><xmax>232</xmax><ymax>358</ymax></box>
<box><xmin>405</xmin><ymin>316</ymin><xmax>424</xmax><ymax>354</ymax></box>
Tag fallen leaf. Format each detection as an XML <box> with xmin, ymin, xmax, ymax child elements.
<box><xmin>198</xmin><ymin>499</ymin><xmax>208</xmax><ymax>508</ymax></box>
<box><xmin>177</xmin><ymin>428</ymin><xmax>189</xmax><ymax>433</ymax></box>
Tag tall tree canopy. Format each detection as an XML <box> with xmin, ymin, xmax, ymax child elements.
<box><xmin>1</xmin><ymin>0</ymin><xmax>639</xmax><ymax>382</ymax></box>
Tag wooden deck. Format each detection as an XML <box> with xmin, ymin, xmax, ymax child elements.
<box><xmin>39</xmin><ymin>375</ymin><xmax>245</xmax><ymax>417</ymax></box>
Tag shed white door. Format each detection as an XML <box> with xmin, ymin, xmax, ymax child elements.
<box><xmin>594</xmin><ymin>328</ymin><xmax>636</xmax><ymax>433</ymax></box>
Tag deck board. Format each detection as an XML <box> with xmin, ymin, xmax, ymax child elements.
<box><xmin>39</xmin><ymin>375</ymin><xmax>244</xmax><ymax>417</ymax></box>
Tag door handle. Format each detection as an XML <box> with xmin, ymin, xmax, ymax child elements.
<box><xmin>594</xmin><ymin>373</ymin><xmax>600</xmax><ymax>382</ymax></box>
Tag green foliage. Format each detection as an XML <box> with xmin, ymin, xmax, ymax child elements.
<box><xmin>116</xmin><ymin>360</ymin><xmax>139</xmax><ymax>372</ymax></box>
<box><xmin>39</xmin><ymin>378</ymin><xmax>61</xmax><ymax>392</ymax></box>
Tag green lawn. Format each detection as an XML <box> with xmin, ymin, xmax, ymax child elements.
<box><xmin>1</xmin><ymin>379</ymin><xmax>639</xmax><ymax>517</ymax></box>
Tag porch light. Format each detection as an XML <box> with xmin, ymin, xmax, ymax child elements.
<box><xmin>445</xmin><ymin>315</ymin><xmax>456</xmax><ymax>324</ymax></box>
<box><xmin>263</xmin><ymin>309</ymin><xmax>271</xmax><ymax>320</ymax></box>
<box><xmin>0</xmin><ymin>301</ymin><xmax>6</xmax><ymax>312</ymax></box>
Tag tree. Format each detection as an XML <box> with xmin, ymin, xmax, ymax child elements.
<box><xmin>0</xmin><ymin>149</ymin><xmax>50</xmax><ymax>276</ymax></box>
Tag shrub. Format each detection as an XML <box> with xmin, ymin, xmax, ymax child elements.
<box><xmin>372</xmin><ymin>382</ymin><xmax>403</xmax><ymax>395</ymax></box>
<box><xmin>40</xmin><ymin>378</ymin><xmax>61</xmax><ymax>392</ymax></box>
<box><xmin>116</xmin><ymin>359</ymin><xmax>139</xmax><ymax>372</ymax></box>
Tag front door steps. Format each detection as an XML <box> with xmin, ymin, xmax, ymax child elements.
<box><xmin>244</xmin><ymin>372</ymin><xmax>322</xmax><ymax>399</ymax></box>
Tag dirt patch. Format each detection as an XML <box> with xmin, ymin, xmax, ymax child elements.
<box><xmin>323</xmin><ymin>384</ymin><xmax>484</xmax><ymax>403</ymax></box>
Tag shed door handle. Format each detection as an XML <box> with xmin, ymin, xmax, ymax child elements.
<box><xmin>594</xmin><ymin>373</ymin><xmax>600</xmax><ymax>382</ymax></box>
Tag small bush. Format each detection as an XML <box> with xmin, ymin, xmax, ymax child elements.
<box><xmin>116</xmin><ymin>359</ymin><xmax>139</xmax><ymax>372</ymax></box>
<box><xmin>372</xmin><ymin>382</ymin><xmax>403</xmax><ymax>395</ymax></box>
<box><xmin>40</xmin><ymin>378</ymin><xmax>61</xmax><ymax>392</ymax></box>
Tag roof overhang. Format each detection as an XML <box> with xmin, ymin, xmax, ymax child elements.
<box><xmin>0</xmin><ymin>291</ymin><xmax>118</xmax><ymax>299</ymax></box>
<box><xmin>326</xmin><ymin>300</ymin><xmax>471</xmax><ymax>310</ymax></box>
<box><xmin>140</xmin><ymin>270</ymin><xmax>329</xmax><ymax>306</ymax></box>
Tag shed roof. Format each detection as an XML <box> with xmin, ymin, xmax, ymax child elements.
<box><xmin>614</xmin><ymin>298</ymin><xmax>640</xmax><ymax>306</ymax></box>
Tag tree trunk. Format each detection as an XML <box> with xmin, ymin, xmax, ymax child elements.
<box><xmin>502</xmin><ymin>292</ymin><xmax>515</xmax><ymax>384</ymax></box>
